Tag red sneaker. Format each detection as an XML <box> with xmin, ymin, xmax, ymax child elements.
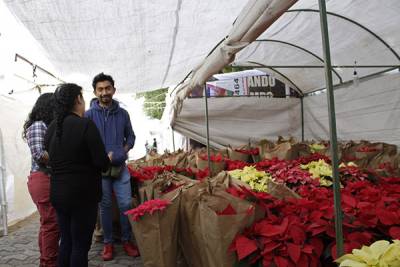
<box><xmin>122</xmin><ymin>241</ymin><xmax>140</xmax><ymax>257</ymax></box>
<box><xmin>102</xmin><ymin>243</ymin><xmax>114</xmax><ymax>261</ymax></box>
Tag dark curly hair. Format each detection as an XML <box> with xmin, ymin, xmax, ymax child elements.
<box><xmin>53</xmin><ymin>83</ymin><xmax>82</xmax><ymax>138</ymax></box>
<box><xmin>22</xmin><ymin>93</ymin><xmax>55</xmax><ymax>140</ymax></box>
<box><xmin>92</xmin><ymin>72</ymin><xmax>114</xmax><ymax>90</ymax></box>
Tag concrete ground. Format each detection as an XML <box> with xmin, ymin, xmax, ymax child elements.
<box><xmin>0</xmin><ymin>213</ymin><xmax>143</xmax><ymax>267</ymax></box>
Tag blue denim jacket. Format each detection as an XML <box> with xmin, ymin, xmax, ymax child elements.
<box><xmin>85</xmin><ymin>99</ymin><xmax>135</xmax><ymax>165</ymax></box>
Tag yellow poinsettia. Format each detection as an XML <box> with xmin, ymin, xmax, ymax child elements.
<box><xmin>309</xmin><ymin>143</ymin><xmax>326</xmax><ymax>153</ymax></box>
<box><xmin>336</xmin><ymin>240</ymin><xmax>400</xmax><ymax>267</ymax></box>
<box><xmin>301</xmin><ymin>159</ymin><xmax>333</xmax><ymax>187</ymax></box>
<box><xmin>229</xmin><ymin>166</ymin><xmax>273</xmax><ymax>192</ymax></box>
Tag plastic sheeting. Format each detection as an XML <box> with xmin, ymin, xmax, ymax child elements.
<box><xmin>171</xmin><ymin>71</ymin><xmax>400</xmax><ymax>148</ymax></box>
<box><xmin>169</xmin><ymin>0</ymin><xmax>400</xmax><ymax>148</ymax></box>
<box><xmin>3</xmin><ymin>0</ymin><xmax>249</xmax><ymax>92</ymax></box>
<box><xmin>235</xmin><ymin>0</ymin><xmax>400</xmax><ymax>93</ymax></box>
<box><xmin>174</xmin><ymin>97</ymin><xmax>300</xmax><ymax>148</ymax></box>
<box><xmin>0</xmin><ymin>95</ymin><xmax>35</xmax><ymax>225</ymax></box>
<box><xmin>302</xmin><ymin>71</ymin><xmax>400</xmax><ymax>146</ymax></box>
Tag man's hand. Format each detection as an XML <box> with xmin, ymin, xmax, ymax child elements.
<box><xmin>124</xmin><ymin>144</ymin><xmax>130</xmax><ymax>154</ymax></box>
<box><xmin>108</xmin><ymin>151</ymin><xmax>113</xmax><ymax>162</ymax></box>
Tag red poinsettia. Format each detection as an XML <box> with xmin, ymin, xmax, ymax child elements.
<box><xmin>294</xmin><ymin>153</ymin><xmax>331</xmax><ymax>165</ymax></box>
<box><xmin>357</xmin><ymin>146</ymin><xmax>379</xmax><ymax>152</ymax></box>
<box><xmin>199</xmin><ymin>153</ymin><xmax>224</xmax><ymax>162</ymax></box>
<box><xmin>195</xmin><ymin>168</ymin><xmax>209</xmax><ymax>180</ymax></box>
<box><xmin>128</xmin><ymin>165</ymin><xmax>173</xmax><ymax>182</ymax></box>
<box><xmin>125</xmin><ymin>199</ymin><xmax>171</xmax><ymax>221</ymax></box>
<box><xmin>225</xmin><ymin>159</ymin><xmax>250</xmax><ymax>171</ymax></box>
<box><xmin>234</xmin><ymin>148</ymin><xmax>260</xmax><ymax>155</ymax></box>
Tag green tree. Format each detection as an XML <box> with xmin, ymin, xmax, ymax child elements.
<box><xmin>136</xmin><ymin>88</ymin><xmax>168</xmax><ymax>120</ymax></box>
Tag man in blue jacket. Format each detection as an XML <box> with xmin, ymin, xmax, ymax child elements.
<box><xmin>85</xmin><ymin>73</ymin><xmax>139</xmax><ymax>261</ymax></box>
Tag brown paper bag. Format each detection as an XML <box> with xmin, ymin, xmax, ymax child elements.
<box><xmin>179</xmin><ymin>183</ymin><xmax>258</xmax><ymax>267</ymax></box>
<box><xmin>163</xmin><ymin>151</ymin><xmax>188</xmax><ymax>168</ymax></box>
<box><xmin>138</xmin><ymin>172</ymin><xmax>197</xmax><ymax>203</ymax></box>
<box><xmin>130</xmin><ymin>190</ymin><xmax>181</xmax><ymax>267</ymax></box>
<box><xmin>263</xmin><ymin>142</ymin><xmax>299</xmax><ymax>160</ymax></box>
<box><xmin>297</xmin><ymin>142</ymin><xmax>312</xmax><ymax>158</ymax></box>
<box><xmin>227</xmin><ymin>145</ymin><xmax>250</xmax><ymax>162</ymax></box>
<box><xmin>257</xmin><ymin>139</ymin><xmax>274</xmax><ymax>160</ymax></box>
<box><xmin>196</xmin><ymin>154</ymin><xmax>225</xmax><ymax>175</ymax></box>
<box><xmin>354</xmin><ymin>143</ymin><xmax>383</xmax><ymax>168</ymax></box>
<box><xmin>267</xmin><ymin>180</ymin><xmax>300</xmax><ymax>199</ymax></box>
<box><xmin>369</xmin><ymin>143</ymin><xmax>398</xmax><ymax>174</ymax></box>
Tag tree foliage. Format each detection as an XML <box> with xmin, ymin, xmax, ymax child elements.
<box><xmin>136</xmin><ymin>88</ymin><xmax>168</xmax><ymax>120</ymax></box>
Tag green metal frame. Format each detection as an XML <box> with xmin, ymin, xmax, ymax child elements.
<box><xmin>235</xmin><ymin>65</ymin><xmax>400</xmax><ymax>69</ymax></box>
<box><xmin>286</xmin><ymin>9</ymin><xmax>400</xmax><ymax>62</ymax></box>
<box><xmin>306</xmin><ymin>66</ymin><xmax>400</xmax><ymax>95</ymax></box>
<box><xmin>254</xmin><ymin>39</ymin><xmax>343</xmax><ymax>83</ymax></box>
<box><xmin>300</xmin><ymin>97</ymin><xmax>304</xmax><ymax>142</ymax></box>
<box><xmin>203</xmin><ymin>85</ymin><xmax>212</xmax><ymax>186</ymax></box>
<box><xmin>244</xmin><ymin>61</ymin><xmax>304</xmax><ymax>96</ymax></box>
<box><xmin>318</xmin><ymin>0</ymin><xmax>344</xmax><ymax>257</ymax></box>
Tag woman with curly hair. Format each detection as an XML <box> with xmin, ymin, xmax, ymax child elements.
<box><xmin>23</xmin><ymin>92</ymin><xmax>60</xmax><ymax>267</ymax></box>
<box><xmin>44</xmin><ymin>83</ymin><xmax>110</xmax><ymax>267</ymax></box>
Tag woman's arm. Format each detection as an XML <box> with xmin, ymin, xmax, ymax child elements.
<box><xmin>27</xmin><ymin>121</ymin><xmax>48</xmax><ymax>163</ymax></box>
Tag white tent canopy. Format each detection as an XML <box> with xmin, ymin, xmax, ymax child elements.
<box><xmin>168</xmin><ymin>0</ymin><xmax>400</xmax><ymax>147</ymax></box>
<box><xmin>2</xmin><ymin>0</ymin><xmax>400</xmax><ymax>228</ymax></box>
<box><xmin>234</xmin><ymin>0</ymin><xmax>400</xmax><ymax>93</ymax></box>
<box><xmin>173</xmin><ymin>0</ymin><xmax>400</xmax><ymax>98</ymax></box>
<box><xmin>3</xmin><ymin>0</ymin><xmax>250</xmax><ymax>92</ymax></box>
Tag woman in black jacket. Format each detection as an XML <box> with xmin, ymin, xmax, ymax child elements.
<box><xmin>45</xmin><ymin>83</ymin><xmax>110</xmax><ymax>267</ymax></box>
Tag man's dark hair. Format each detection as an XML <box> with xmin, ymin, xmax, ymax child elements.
<box><xmin>92</xmin><ymin>72</ymin><xmax>115</xmax><ymax>90</ymax></box>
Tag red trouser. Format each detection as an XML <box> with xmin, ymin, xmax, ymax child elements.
<box><xmin>27</xmin><ymin>171</ymin><xmax>60</xmax><ymax>267</ymax></box>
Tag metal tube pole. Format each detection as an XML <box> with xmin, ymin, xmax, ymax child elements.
<box><xmin>171</xmin><ymin>128</ymin><xmax>176</xmax><ymax>152</ymax></box>
<box><xmin>300</xmin><ymin>97</ymin><xmax>304</xmax><ymax>142</ymax></box>
<box><xmin>0</xmin><ymin>129</ymin><xmax>8</xmax><ymax>236</ymax></box>
<box><xmin>204</xmin><ymin>86</ymin><xmax>212</xmax><ymax>185</ymax></box>
<box><xmin>318</xmin><ymin>0</ymin><xmax>344</xmax><ymax>257</ymax></box>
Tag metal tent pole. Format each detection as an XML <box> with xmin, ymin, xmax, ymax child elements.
<box><xmin>204</xmin><ymin>86</ymin><xmax>212</xmax><ymax>188</ymax></box>
<box><xmin>301</xmin><ymin>97</ymin><xmax>305</xmax><ymax>142</ymax></box>
<box><xmin>318</xmin><ymin>0</ymin><xmax>344</xmax><ymax>257</ymax></box>
<box><xmin>0</xmin><ymin>129</ymin><xmax>8</xmax><ymax>236</ymax></box>
<box><xmin>171</xmin><ymin>128</ymin><xmax>176</xmax><ymax>152</ymax></box>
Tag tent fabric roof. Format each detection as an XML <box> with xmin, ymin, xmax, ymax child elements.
<box><xmin>234</xmin><ymin>0</ymin><xmax>400</xmax><ymax>93</ymax></box>
<box><xmin>5</xmin><ymin>0</ymin><xmax>400</xmax><ymax>94</ymax></box>
<box><xmin>3</xmin><ymin>0</ymin><xmax>248</xmax><ymax>92</ymax></box>
<box><xmin>173</xmin><ymin>0</ymin><xmax>400</xmax><ymax>100</ymax></box>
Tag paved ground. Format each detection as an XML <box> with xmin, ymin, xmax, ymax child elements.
<box><xmin>0</xmin><ymin>213</ymin><xmax>143</xmax><ymax>267</ymax></box>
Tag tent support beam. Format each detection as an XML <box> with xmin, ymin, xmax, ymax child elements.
<box><xmin>203</xmin><ymin>85</ymin><xmax>212</xmax><ymax>189</ymax></box>
<box><xmin>254</xmin><ymin>39</ymin><xmax>343</xmax><ymax>83</ymax></box>
<box><xmin>235</xmin><ymin>65</ymin><xmax>400</xmax><ymax>68</ymax></box>
<box><xmin>305</xmin><ymin>67</ymin><xmax>399</xmax><ymax>96</ymax></box>
<box><xmin>287</xmin><ymin>9</ymin><xmax>400</xmax><ymax>62</ymax></box>
<box><xmin>0</xmin><ymin>129</ymin><xmax>8</xmax><ymax>236</ymax></box>
<box><xmin>245</xmin><ymin>62</ymin><xmax>304</xmax><ymax>96</ymax></box>
<box><xmin>172</xmin><ymin>129</ymin><xmax>176</xmax><ymax>152</ymax></box>
<box><xmin>14</xmin><ymin>53</ymin><xmax>65</xmax><ymax>84</ymax></box>
<box><xmin>301</xmin><ymin>97</ymin><xmax>304</xmax><ymax>142</ymax></box>
<box><xmin>318</xmin><ymin>0</ymin><xmax>344</xmax><ymax>257</ymax></box>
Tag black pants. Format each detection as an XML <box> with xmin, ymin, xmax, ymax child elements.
<box><xmin>54</xmin><ymin>202</ymin><xmax>98</xmax><ymax>267</ymax></box>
